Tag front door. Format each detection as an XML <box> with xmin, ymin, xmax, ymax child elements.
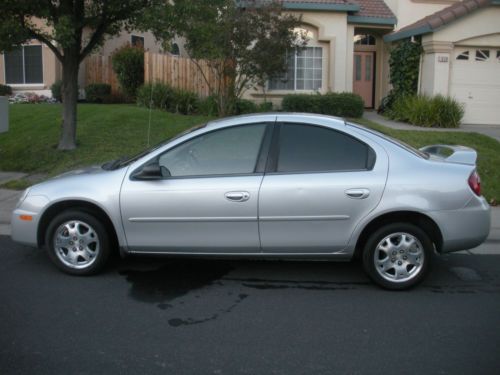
<box><xmin>120</xmin><ymin>123</ymin><xmax>270</xmax><ymax>253</ymax></box>
<box><xmin>353</xmin><ymin>52</ymin><xmax>375</xmax><ymax>108</ymax></box>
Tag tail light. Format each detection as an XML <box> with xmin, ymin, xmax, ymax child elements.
<box><xmin>468</xmin><ymin>170</ymin><xmax>481</xmax><ymax>196</ymax></box>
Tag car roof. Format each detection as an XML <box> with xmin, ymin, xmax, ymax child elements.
<box><xmin>205</xmin><ymin>112</ymin><xmax>346</xmax><ymax>129</ymax></box>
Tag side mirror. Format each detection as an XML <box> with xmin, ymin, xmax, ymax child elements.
<box><xmin>133</xmin><ymin>163</ymin><xmax>163</xmax><ymax>180</ymax></box>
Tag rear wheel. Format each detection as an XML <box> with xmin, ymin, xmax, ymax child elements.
<box><xmin>45</xmin><ymin>210</ymin><xmax>110</xmax><ymax>275</ymax></box>
<box><xmin>362</xmin><ymin>223</ymin><xmax>432</xmax><ymax>290</ymax></box>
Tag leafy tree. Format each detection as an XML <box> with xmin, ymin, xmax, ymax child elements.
<box><xmin>168</xmin><ymin>0</ymin><xmax>307</xmax><ymax>116</ymax></box>
<box><xmin>0</xmin><ymin>1</ymin><xmax>171</xmax><ymax>150</ymax></box>
<box><xmin>112</xmin><ymin>44</ymin><xmax>144</xmax><ymax>99</ymax></box>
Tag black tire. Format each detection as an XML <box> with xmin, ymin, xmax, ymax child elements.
<box><xmin>45</xmin><ymin>210</ymin><xmax>110</xmax><ymax>275</ymax></box>
<box><xmin>362</xmin><ymin>223</ymin><xmax>432</xmax><ymax>290</ymax></box>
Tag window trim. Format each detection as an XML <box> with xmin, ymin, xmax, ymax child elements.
<box><xmin>131</xmin><ymin>122</ymin><xmax>275</xmax><ymax>181</ymax></box>
<box><xmin>3</xmin><ymin>45</ymin><xmax>44</xmax><ymax>85</ymax></box>
<box><xmin>265</xmin><ymin>122</ymin><xmax>376</xmax><ymax>175</ymax></box>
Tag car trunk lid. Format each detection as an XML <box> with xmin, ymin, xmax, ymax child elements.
<box><xmin>419</xmin><ymin>145</ymin><xmax>477</xmax><ymax>166</ymax></box>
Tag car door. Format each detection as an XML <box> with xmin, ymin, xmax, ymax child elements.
<box><xmin>120</xmin><ymin>122</ymin><xmax>273</xmax><ymax>253</ymax></box>
<box><xmin>258</xmin><ymin>119</ymin><xmax>388</xmax><ymax>253</ymax></box>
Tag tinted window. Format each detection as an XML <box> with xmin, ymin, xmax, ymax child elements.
<box><xmin>277</xmin><ymin>124</ymin><xmax>372</xmax><ymax>173</ymax></box>
<box><xmin>159</xmin><ymin>124</ymin><xmax>266</xmax><ymax>177</ymax></box>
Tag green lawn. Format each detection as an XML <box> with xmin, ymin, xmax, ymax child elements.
<box><xmin>0</xmin><ymin>103</ymin><xmax>211</xmax><ymax>175</ymax></box>
<box><xmin>0</xmin><ymin>104</ymin><xmax>498</xmax><ymax>203</ymax></box>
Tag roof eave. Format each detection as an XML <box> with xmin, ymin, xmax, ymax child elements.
<box><xmin>347</xmin><ymin>16</ymin><xmax>397</xmax><ymax>26</ymax></box>
<box><xmin>283</xmin><ymin>3</ymin><xmax>360</xmax><ymax>12</ymax></box>
<box><xmin>383</xmin><ymin>25</ymin><xmax>432</xmax><ymax>42</ymax></box>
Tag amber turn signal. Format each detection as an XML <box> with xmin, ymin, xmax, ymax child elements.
<box><xmin>19</xmin><ymin>215</ymin><xmax>33</xmax><ymax>221</ymax></box>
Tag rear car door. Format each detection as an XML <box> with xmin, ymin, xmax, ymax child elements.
<box><xmin>120</xmin><ymin>122</ymin><xmax>273</xmax><ymax>253</ymax></box>
<box><xmin>258</xmin><ymin>119</ymin><xmax>388</xmax><ymax>253</ymax></box>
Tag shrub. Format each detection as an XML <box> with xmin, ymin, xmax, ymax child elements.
<box><xmin>171</xmin><ymin>89</ymin><xmax>199</xmax><ymax>115</ymax></box>
<box><xmin>137</xmin><ymin>83</ymin><xmax>174</xmax><ymax>110</ymax></box>
<box><xmin>85</xmin><ymin>83</ymin><xmax>111</xmax><ymax>103</ymax></box>
<box><xmin>112</xmin><ymin>44</ymin><xmax>144</xmax><ymax>98</ymax></box>
<box><xmin>136</xmin><ymin>83</ymin><xmax>199</xmax><ymax>115</ymax></box>
<box><xmin>282</xmin><ymin>92</ymin><xmax>364</xmax><ymax>118</ymax></box>
<box><xmin>234</xmin><ymin>99</ymin><xmax>258</xmax><ymax>114</ymax></box>
<box><xmin>50</xmin><ymin>80</ymin><xmax>62</xmax><ymax>102</ymax></box>
<box><xmin>387</xmin><ymin>94</ymin><xmax>463</xmax><ymax>128</ymax></box>
<box><xmin>198</xmin><ymin>95</ymin><xmax>219</xmax><ymax>116</ymax></box>
<box><xmin>282</xmin><ymin>94</ymin><xmax>321</xmax><ymax>113</ymax></box>
<box><xmin>257</xmin><ymin>102</ymin><xmax>273</xmax><ymax>112</ymax></box>
<box><xmin>0</xmin><ymin>84</ymin><xmax>12</xmax><ymax>96</ymax></box>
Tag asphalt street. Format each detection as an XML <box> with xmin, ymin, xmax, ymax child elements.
<box><xmin>1</xmin><ymin>235</ymin><xmax>499</xmax><ymax>375</ymax></box>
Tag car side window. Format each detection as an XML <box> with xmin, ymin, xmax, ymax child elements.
<box><xmin>277</xmin><ymin>123</ymin><xmax>374</xmax><ymax>173</ymax></box>
<box><xmin>158</xmin><ymin>124</ymin><xmax>267</xmax><ymax>177</ymax></box>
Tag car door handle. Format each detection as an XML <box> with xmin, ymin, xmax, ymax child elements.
<box><xmin>345</xmin><ymin>188</ymin><xmax>370</xmax><ymax>199</ymax></box>
<box><xmin>225</xmin><ymin>191</ymin><xmax>250</xmax><ymax>202</ymax></box>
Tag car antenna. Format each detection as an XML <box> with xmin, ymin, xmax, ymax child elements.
<box><xmin>146</xmin><ymin>82</ymin><xmax>154</xmax><ymax>147</ymax></box>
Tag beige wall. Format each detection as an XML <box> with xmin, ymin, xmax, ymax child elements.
<box><xmin>96</xmin><ymin>30</ymin><xmax>163</xmax><ymax>56</ymax></box>
<box><xmin>385</xmin><ymin>0</ymin><xmax>459</xmax><ymax>30</ymax></box>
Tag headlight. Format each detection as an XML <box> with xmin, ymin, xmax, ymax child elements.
<box><xmin>15</xmin><ymin>188</ymin><xmax>31</xmax><ymax>208</ymax></box>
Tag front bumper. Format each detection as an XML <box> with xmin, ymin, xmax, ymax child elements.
<box><xmin>11</xmin><ymin>195</ymin><xmax>49</xmax><ymax>247</ymax></box>
<box><xmin>429</xmin><ymin>196</ymin><xmax>491</xmax><ymax>253</ymax></box>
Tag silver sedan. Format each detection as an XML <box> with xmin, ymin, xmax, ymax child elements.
<box><xmin>11</xmin><ymin>113</ymin><xmax>490</xmax><ymax>289</ymax></box>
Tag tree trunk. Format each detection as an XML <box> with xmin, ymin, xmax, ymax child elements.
<box><xmin>58</xmin><ymin>55</ymin><xmax>80</xmax><ymax>150</ymax></box>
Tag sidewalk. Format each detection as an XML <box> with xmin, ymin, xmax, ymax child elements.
<box><xmin>363</xmin><ymin>111</ymin><xmax>500</xmax><ymax>142</ymax></box>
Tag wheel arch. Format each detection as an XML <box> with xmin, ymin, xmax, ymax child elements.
<box><xmin>37</xmin><ymin>200</ymin><xmax>119</xmax><ymax>252</ymax></box>
<box><xmin>354</xmin><ymin>210</ymin><xmax>443</xmax><ymax>258</ymax></box>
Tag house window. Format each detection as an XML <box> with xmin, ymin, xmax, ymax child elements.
<box><xmin>496</xmin><ymin>50</ymin><xmax>500</xmax><ymax>62</ymax></box>
<box><xmin>170</xmin><ymin>43</ymin><xmax>180</xmax><ymax>56</ymax></box>
<box><xmin>131</xmin><ymin>35</ymin><xmax>145</xmax><ymax>49</ymax></box>
<box><xmin>269</xmin><ymin>47</ymin><xmax>323</xmax><ymax>91</ymax></box>
<box><xmin>475</xmin><ymin>49</ymin><xmax>489</xmax><ymax>62</ymax></box>
<box><xmin>456</xmin><ymin>50</ymin><xmax>469</xmax><ymax>60</ymax></box>
<box><xmin>4</xmin><ymin>45</ymin><xmax>43</xmax><ymax>84</ymax></box>
<box><xmin>354</xmin><ymin>34</ymin><xmax>376</xmax><ymax>46</ymax></box>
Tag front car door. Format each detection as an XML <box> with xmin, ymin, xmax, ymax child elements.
<box><xmin>120</xmin><ymin>120</ymin><xmax>274</xmax><ymax>253</ymax></box>
<box><xmin>258</xmin><ymin>116</ymin><xmax>388</xmax><ymax>254</ymax></box>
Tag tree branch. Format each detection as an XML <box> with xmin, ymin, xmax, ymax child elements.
<box><xmin>27</xmin><ymin>29</ymin><xmax>63</xmax><ymax>61</ymax></box>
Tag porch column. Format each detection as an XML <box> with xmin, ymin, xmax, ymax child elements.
<box><xmin>420</xmin><ymin>41</ymin><xmax>453</xmax><ymax>96</ymax></box>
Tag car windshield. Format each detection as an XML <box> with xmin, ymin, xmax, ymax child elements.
<box><xmin>346</xmin><ymin>122</ymin><xmax>429</xmax><ymax>159</ymax></box>
<box><xmin>102</xmin><ymin>123</ymin><xmax>207</xmax><ymax>170</ymax></box>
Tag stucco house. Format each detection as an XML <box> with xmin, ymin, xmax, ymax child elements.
<box><xmin>1</xmin><ymin>0</ymin><xmax>499</xmax><ymax>125</ymax></box>
<box><xmin>0</xmin><ymin>28</ymin><xmax>165</xmax><ymax>98</ymax></box>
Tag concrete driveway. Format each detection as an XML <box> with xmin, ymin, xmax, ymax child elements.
<box><xmin>363</xmin><ymin>111</ymin><xmax>500</xmax><ymax>142</ymax></box>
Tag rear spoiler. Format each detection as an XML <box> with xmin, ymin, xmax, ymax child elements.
<box><xmin>419</xmin><ymin>145</ymin><xmax>477</xmax><ymax>166</ymax></box>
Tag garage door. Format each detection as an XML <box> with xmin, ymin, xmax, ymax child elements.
<box><xmin>450</xmin><ymin>48</ymin><xmax>500</xmax><ymax>125</ymax></box>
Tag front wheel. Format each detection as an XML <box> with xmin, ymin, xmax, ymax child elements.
<box><xmin>362</xmin><ymin>223</ymin><xmax>432</xmax><ymax>290</ymax></box>
<box><xmin>45</xmin><ymin>210</ymin><xmax>110</xmax><ymax>275</ymax></box>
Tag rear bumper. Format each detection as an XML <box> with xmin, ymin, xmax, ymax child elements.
<box><xmin>429</xmin><ymin>197</ymin><xmax>491</xmax><ymax>253</ymax></box>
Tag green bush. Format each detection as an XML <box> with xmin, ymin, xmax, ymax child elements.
<box><xmin>387</xmin><ymin>94</ymin><xmax>464</xmax><ymax>128</ymax></box>
<box><xmin>0</xmin><ymin>84</ymin><xmax>12</xmax><ymax>96</ymax></box>
<box><xmin>85</xmin><ymin>83</ymin><xmax>111</xmax><ymax>103</ymax></box>
<box><xmin>282</xmin><ymin>92</ymin><xmax>364</xmax><ymax>118</ymax></box>
<box><xmin>234</xmin><ymin>99</ymin><xmax>258</xmax><ymax>115</ymax></box>
<box><xmin>137</xmin><ymin>83</ymin><xmax>174</xmax><ymax>109</ymax></box>
<box><xmin>50</xmin><ymin>80</ymin><xmax>62</xmax><ymax>102</ymax></box>
<box><xmin>198</xmin><ymin>95</ymin><xmax>219</xmax><ymax>116</ymax></box>
<box><xmin>137</xmin><ymin>83</ymin><xmax>198</xmax><ymax>115</ymax></box>
<box><xmin>257</xmin><ymin>102</ymin><xmax>273</xmax><ymax>112</ymax></box>
<box><xmin>112</xmin><ymin>44</ymin><xmax>144</xmax><ymax>98</ymax></box>
<box><xmin>171</xmin><ymin>89</ymin><xmax>199</xmax><ymax>115</ymax></box>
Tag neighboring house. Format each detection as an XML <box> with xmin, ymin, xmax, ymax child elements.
<box><xmin>1</xmin><ymin>0</ymin><xmax>499</xmax><ymax>125</ymax></box>
<box><xmin>0</xmin><ymin>29</ymin><xmax>164</xmax><ymax>98</ymax></box>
